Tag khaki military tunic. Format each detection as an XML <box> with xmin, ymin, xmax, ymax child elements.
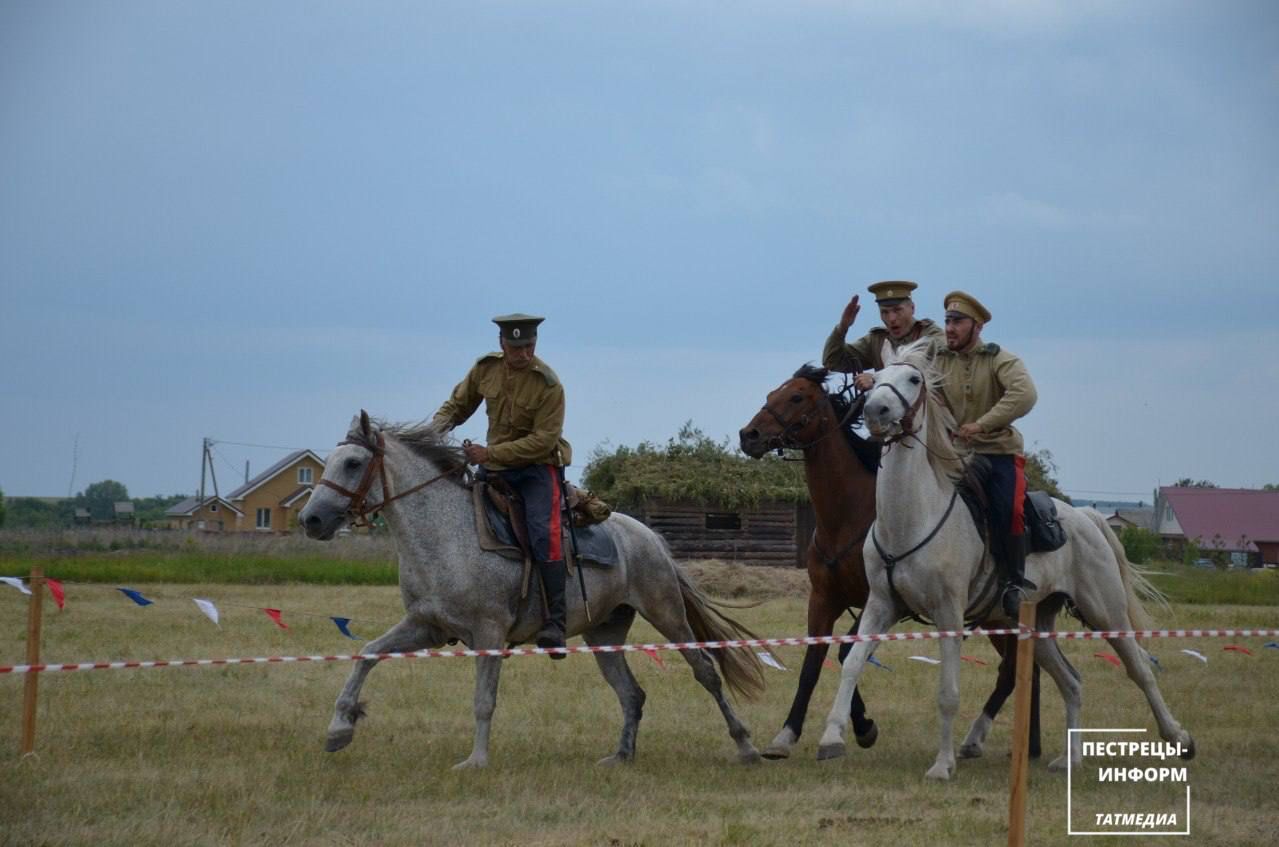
<box><xmin>431</xmin><ymin>353</ymin><xmax>573</xmax><ymax>470</ymax></box>
<box><xmin>822</xmin><ymin>319</ymin><xmax>943</xmax><ymax>373</ymax></box>
<box><xmin>935</xmin><ymin>343</ymin><xmax>1037</xmax><ymax>455</ymax></box>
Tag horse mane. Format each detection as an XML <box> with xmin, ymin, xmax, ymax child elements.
<box><xmin>364</xmin><ymin>418</ymin><xmax>470</xmax><ymax>479</ymax></box>
<box><xmin>793</xmin><ymin>363</ymin><xmax>881</xmax><ymax>476</ymax></box>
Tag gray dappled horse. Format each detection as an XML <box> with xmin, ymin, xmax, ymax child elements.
<box><xmin>299</xmin><ymin>412</ymin><xmax>765</xmax><ymax>768</ymax></box>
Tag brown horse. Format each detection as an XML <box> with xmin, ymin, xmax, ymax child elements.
<box><xmin>739</xmin><ymin>364</ymin><xmax>1039</xmax><ymax>761</ymax></box>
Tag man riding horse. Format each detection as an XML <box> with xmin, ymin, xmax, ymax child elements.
<box><xmin>430</xmin><ymin>313</ymin><xmax>572</xmax><ymax>658</ymax></box>
<box><xmin>936</xmin><ymin>291</ymin><xmax>1038</xmax><ymax>619</ymax></box>
<box><xmin>823</xmin><ymin>280</ymin><xmax>944</xmax><ymax>390</ymax></box>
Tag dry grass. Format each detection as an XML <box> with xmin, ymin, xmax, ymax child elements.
<box><xmin>1</xmin><ymin>565</ymin><xmax>1275</xmax><ymax>846</ymax></box>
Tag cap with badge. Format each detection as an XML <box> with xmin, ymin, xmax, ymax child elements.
<box><xmin>943</xmin><ymin>291</ymin><xmax>992</xmax><ymax>323</ymax></box>
<box><xmin>867</xmin><ymin>280</ymin><xmax>917</xmax><ymax>305</ymax></box>
<box><xmin>492</xmin><ymin>313</ymin><xmax>545</xmax><ymax>347</ymax></box>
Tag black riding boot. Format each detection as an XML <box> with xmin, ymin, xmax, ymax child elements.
<box><xmin>535</xmin><ymin>559</ymin><xmax>568</xmax><ymax>659</ymax></box>
<box><xmin>1000</xmin><ymin>533</ymin><xmax>1036</xmax><ymax>620</ymax></box>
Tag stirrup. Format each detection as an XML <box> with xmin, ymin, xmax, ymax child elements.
<box><xmin>536</xmin><ymin>627</ymin><xmax>567</xmax><ymax>660</ymax></box>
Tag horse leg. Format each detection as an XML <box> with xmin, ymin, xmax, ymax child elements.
<box><xmin>1107</xmin><ymin>635</ymin><xmax>1195</xmax><ymax>759</ymax></box>
<box><xmin>581</xmin><ymin>605</ymin><xmax>646</xmax><ymax>766</ymax></box>
<box><xmin>817</xmin><ymin>595</ymin><xmax>894</xmax><ymax>761</ymax></box>
<box><xmin>326</xmin><ymin>616</ymin><xmax>439</xmax><ymax>752</ymax></box>
<box><xmin>639</xmin><ymin>599</ymin><xmax>760</xmax><ymax>764</ymax></box>
<box><xmin>925</xmin><ymin>607</ymin><xmax>964</xmax><ymax>781</ymax></box>
<box><xmin>837</xmin><ymin>624</ymin><xmax>878</xmax><ymax>747</ymax></box>
<box><xmin>452</xmin><ymin>624</ymin><xmax>508</xmax><ymax>771</ymax></box>
<box><xmin>960</xmin><ymin>635</ymin><xmax>1041</xmax><ymax>760</ymax></box>
<box><xmin>1028</xmin><ymin>603</ymin><xmax>1083</xmax><ymax>771</ymax></box>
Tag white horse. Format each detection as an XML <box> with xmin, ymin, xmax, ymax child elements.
<box><xmin>299</xmin><ymin>412</ymin><xmax>765</xmax><ymax>769</ymax></box>
<box><xmin>815</xmin><ymin>342</ymin><xmax>1194</xmax><ymax>779</ymax></box>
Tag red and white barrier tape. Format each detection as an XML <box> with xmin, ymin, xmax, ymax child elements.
<box><xmin>2</xmin><ymin>628</ymin><xmax>1277</xmax><ymax>675</ymax></box>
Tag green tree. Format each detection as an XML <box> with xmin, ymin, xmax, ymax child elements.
<box><xmin>1263</xmin><ymin>483</ymin><xmax>1279</xmax><ymax>491</ymax></box>
<box><xmin>1024</xmin><ymin>447</ymin><xmax>1070</xmax><ymax>503</ymax></box>
<box><xmin>0</xmin><ymin>485</ymin><xmax>5</xmax><ymax>528</ymax></box>
<box><xmin>77</xmin><ymin>480</ymin><xmax>130</xmax><ymax>521</ymax></box>
<box><xmin>1174</xmin><ymin>478</ymin><xmax>1217</xmax><ymax>488</ymax></box>
<box><xmin>1119</xmin><ymin>526</ymin><xmax>1159</xmax><ymax>564</ymax></box>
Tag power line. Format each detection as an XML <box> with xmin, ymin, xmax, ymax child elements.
<box><xmin>210</xmin><ymin>439</ymin><xmax>311</xmax><ymax>452</ymax></box>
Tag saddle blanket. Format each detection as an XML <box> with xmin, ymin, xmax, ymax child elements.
<box><xmin>474</xmin><ymin>484</ymin><xmax>620</xmax><ymax>567</ymax></box>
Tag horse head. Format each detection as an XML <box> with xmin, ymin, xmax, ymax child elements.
<box><xmin>863</xmin><ymin>340</ymin><xmax>934</xmax><ymax>442</ymax></box>
<box><xmin>300</xmin><ymin>410</ymin><xmax>387</xmax><ymax>540</ymax></box>
<box><xmin>739</xmin><ymin>364</ymin><xmax>837</xmax><ymax>457</ymax></box>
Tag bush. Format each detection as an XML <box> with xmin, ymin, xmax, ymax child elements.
<box><xmin>1119</xmin><ymin>526</ymin><xmax>1159</xmax><ymax>564</ymax></box>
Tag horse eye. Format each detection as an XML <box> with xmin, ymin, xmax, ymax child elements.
<box><xmin>909</xmin><ymin>376</ymin><xmax>921</xmax><ymax>385</ymax></box>
<box><xmin>345</xmin><ymin>458</ymin><xmax>362</xmax><ymax>471</ymax></box>
<box><xmin>790</xmin><ymin>394</ymin><xmax>803</xmax><ymax>403</ymax></box>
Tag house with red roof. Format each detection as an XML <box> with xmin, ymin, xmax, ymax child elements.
<box><xmin>1153</xmin><ymin>486</ymin><xmax>1279</xmax><ymax>566</ymax></box>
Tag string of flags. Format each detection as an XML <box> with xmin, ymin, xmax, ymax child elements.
<box><xmin>3</xmin><ymin>576</ymin><xmax>363</xmax><ymax>640</ymax></box>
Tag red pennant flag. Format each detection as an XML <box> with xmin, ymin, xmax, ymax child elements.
<box><xmin>1094</xmin><ymin>652</ymin><xmax>1122</xmax><ymax>668</ymax></box>
<box><xmin>263</xmin><ymin>608</ymin><xmax>289</xmax><ymax>629</ymax></box>
<box><xmin>960</xmin><ymin>655</ymin><xmax>988</xmax><ymax>666</ymax></box>
<box><xmin>1223</xmin><ymin>644</ymin><xmax>1253</xmax><ymax>656</ymax></box>
<box><xmin>823</xmin><ymin>657</ymin><xmax>838</xmax><ymax>670</ymax></box>
<box><xmin>642</xmin><ymin>648</ymin><xmax>666</xmax><ymax>669</ymax></box>
<box><xmin>46</xmin><ymin>578</ymin><xmax>66</xmax><ymax>610</ymax></box>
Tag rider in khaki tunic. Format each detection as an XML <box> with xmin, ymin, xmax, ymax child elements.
<box><xmin>934</xmin><ymin>292</ymin><xmax>1038</xmax><ymax>618</ymax></box>
<box><xmin>823</xmin><ymin>280</ymin><xmax>944</xmax><ymax>392</ymax></box>
<box><xmin>431</xmin><ymin>313</ymin><xmax>573</xmax><ymax>657</ymax></box>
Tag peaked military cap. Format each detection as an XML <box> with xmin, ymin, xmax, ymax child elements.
<box><xmin>492</xmin><ymin>313</ymin><xmax>544</xmax><ymax>347</ymax></box>
<box><xmin>943</xmin><ymin>291</ymin><xmax>992</xmax><ymax>323</ymax></box>
<box><xmin>868</xmin><ymin>280</ymin><xmax>917</xmax><ymax>305</ymax></box>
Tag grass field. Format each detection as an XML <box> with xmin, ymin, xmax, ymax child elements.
<box><xmin>1</xmin><ymin>559</ymin><xmax>1275</xmax><ymax>846</ymax></box>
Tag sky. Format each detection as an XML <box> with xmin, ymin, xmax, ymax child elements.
<box><xmin>2</xmin><ymin>1</ymin><xmax>1277</xmax><ymax>504</ymax></box>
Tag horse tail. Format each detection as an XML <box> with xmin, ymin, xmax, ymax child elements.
<box><xmin>1081</xmin><ymin>508</ymin><xmax>1168</xmax><ymax>631</ymax></box>
<box><xmin>673</xmin><ymin>565</ymin><xmax>767</xmax><ymax>702</ymax></box>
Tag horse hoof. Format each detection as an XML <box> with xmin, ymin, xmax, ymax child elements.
<box><xmin>816</xmin><ymin>742</ymin><xmax>846</xmax><ymax>761</ymax></box>
<box><xmin>1047</xmin><ymin>755</ymin><xmax>1072</xmax><ymax>773</ymax></box>
<box><xmin>597</xmin><ymin>753</ymin><xmax>632</xmax><ymax>767</ymax></box>
<box><xmin>855</xmin><ymin>722</ymin><xmax>878</xmax><ymax>749</ymax></box>
<box><xmin>451</xmin><ymin>756</ymin><xmax>487</xmax><ymax>771</ymax></box>
<box><xmin>924</xmin><ymin>762</ymin><xmax>954</xmax><ymax>781</ymax></box>
<box><xmin>958</xmin><ymin>743</ymin><xmax>983</xmax><ymax>760</ymax></box>
<box><xmin>739</xmin><ymin>749</ymin><xmax>763</xmax><ymax>765</ymax></box>
<box><xmin>761</xmin><ymin>745</ymin><xmax>792</xmax><ymax>760</ymax></box>
<box><xmin>1179</xmin><ymin>736</ymin><xmax>1196</xmax><ymax>761</ymax></box>
<box><xmin>324</xmin><ymin>730</ymin><xmax>354</xmax><ymax>753</ymax></box>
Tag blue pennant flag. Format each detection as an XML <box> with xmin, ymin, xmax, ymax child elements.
<box><xmin>331</xmin><ymin>617</ymin><xmax>359</xmax><ymax>640</ymax></box>
<box><xmin>1265</xmin><ymin>642</ymin><xmax>1279</xmax><ymax>650</ymax></box>
<box><xmin>118</xmin><ymin>587</ymin><xmax>154</xmax><ymax>606</ymax></box>
<box><xmin>1146</xmin><ymin>652</ymin><xmax>1162</xmax><ymax>670</ymax></box>
<box><xmin>867</xmin><ymin>655</ymin><xmax>891</xmax><ymax>671</ymax></box>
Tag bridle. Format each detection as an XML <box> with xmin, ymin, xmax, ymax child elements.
<box><xmin>758</xmin><ymin>382</ymin><xmax>868</xmax><ymax>454</ymax></box>
<box><xmin>317</xmin><ymin>433</ymin><xmax>465</xmax><ymax>526</ymax></box>
<box><xmin>869</xmin><ymin>363</ymin><xmax>929</xmax><ymax>448</ymax></box>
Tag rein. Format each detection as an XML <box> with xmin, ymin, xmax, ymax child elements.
<box><xmin>759</xmin><ymin>385</ymin><xmax>867</xmax><ymax>454</ymax></box>
<box><xmin>318</xmin><ymin>434</ymin><xmax>465</xmax><ymax>526</ymax></box>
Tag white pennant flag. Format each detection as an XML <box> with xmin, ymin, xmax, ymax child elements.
<box><xmin>909</xmin><ymin>655</ymin><xmax>942</xmax><ymax>665</ymax></box>
<box><xmin>193</xmin><ymin>598</ymin><xmax>220</xmax><ymax>626</ymax></box>
<box><xmin>1180</xmin><ymin>649</ymin><xmax>1208</xmax><ymax>663</ymax></box>
<box><xmin>1</xmin><ymin>577</ymin><xmax>32</xmax><ymax>595</ymax></box>
<box><xmin>756</xmin><ymin>651</ymin><xmax>788</xmax><ymax>671</ymax></box>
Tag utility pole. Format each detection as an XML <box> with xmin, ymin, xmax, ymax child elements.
<box><xmin>199</xmin><ymin>438</ymin><xmax>207</xmax><ymax>504</ymax></box>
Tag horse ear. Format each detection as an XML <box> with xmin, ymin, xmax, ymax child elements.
<box><xmin>360</xmin><ymin>410</ymin><xmax>371</xmax><ymax>439</ymax></box>
<box><xmin>883</xmin><ymin>346</ymin><xmax>902</xmax><ymax>367</ymax></box>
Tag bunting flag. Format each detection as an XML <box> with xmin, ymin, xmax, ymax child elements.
<box><xmin>262</xmin><ymin>608</ymin><xmax>288</xmax><ymax>629</ymax></box>
<box><xmin>193</xmin><ymin>598</ymin><xmax>220</xmax><ymax>626</ymax></box>
<box><xmin>909</xmin><ymin>655</ymin><xmax>942</xmax><ymax>665</ymax></box>
<box><xmin>118</xmin><ymin>588</ymin><xmax>154</xmax><ymax>606</ymax></box>
<box><xmin>1146</xmin><ymin>652</ymin><xmax>1162</xmax><ymax>670</ymax></box>
<box><xmin>331</xmin><ymin>617</ymin><xmax>359</xmax><ymax>640</ymax></box>
<box><xmin>757</xmin><ymin>651</ymin><xmax>787</xmax><ymax>671</ymax></box>
<box><xmin>867</xmin><ymin>655</ymin><xmax>890</xmax><ymax>671</ymax></box>
<box><xmin>960</xmin><ymin>655</ymin><xmax>988</xmax><ymax>666</ymax></box>
<box><xmin>1223</xmin><ymin>644</ymin><xmax>1253</xmax><ymax>656</ymax></box>
<box><xmin>1265</xmin><ymin>642</ymin><xmax>1279</xmax><ymax>650</ymax></box>
<box><xmin>1181</xmin><ymin>649</ymin><xmax>1208</xmax><ymax>663</ymax></box>
<box><xmin>47</xmin><ymin>578</ymin><xmax>66</xmax><ymax>610</ymax></box>
<box><xmin>1094</xmin><ymin>652</ymin><xmax>1122</xmax><ymax>668</ymax></box>
<box><xmin>642</xmin><ymin>647</ymin><xmax>666</xmax><ymax>669</ymax></box>
<box><xmin>1</xmin><ymin>576</ymin><xmax>31</xmax><ymax>595</ymax></box>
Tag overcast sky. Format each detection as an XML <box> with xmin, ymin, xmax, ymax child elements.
<box><xmin>2</xmin><ymin>1</ymin><xmax>1277</xmax><ymax>503</ymax></box>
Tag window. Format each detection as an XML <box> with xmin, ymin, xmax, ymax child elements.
<box><xmin>256</xmin><ymin>508</ymin><xmax>272</xmax><ymax>529</ymax></box>
<box><xmin>298</xmin><ymin>467</ymin><xmax>313</xmax><ymax>484</ymax></box>
<box><xmin>705</xmin><ymin>512</ymin><xmax>741</xmax><ymax>530</ymax></box>
<box><xmin>210</xmin><ymin>503</ymin><xmax>218</xmax><ymax>512</ymax></box>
